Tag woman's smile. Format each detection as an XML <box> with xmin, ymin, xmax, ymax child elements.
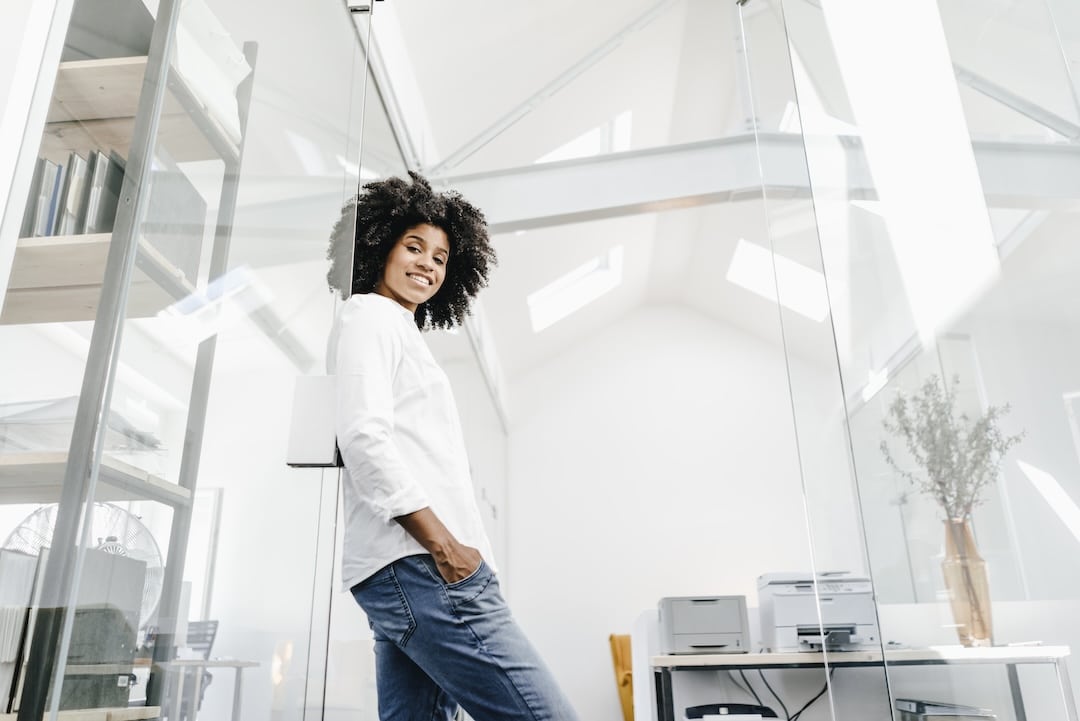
<box><xmin>375</xmin><ymin>223</ymin><xmax>450</xmax><ymax>312</ymax></box>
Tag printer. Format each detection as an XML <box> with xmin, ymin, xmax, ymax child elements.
<box><xmin>757</xmin><ymin>572</ymin><xmax>880</xmax><ymax>652</ymax></box>
<box><xmin>658</xmin><ymin>596</ymin><xmax>750</xmax><ymax>654</ymax></box>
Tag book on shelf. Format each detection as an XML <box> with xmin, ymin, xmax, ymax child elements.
<box><xmin>19</xmin><ymin>158</ymin><xmax>45</xmax><ymax>239</ymax></box>
<box><xmin>28</xmin><ymin>159</ymin><xmax>61</xmax><ymax>237</ymax></box>
<box><xmin>83</xmin><ymin>150</ymin><xmax>126</xmax><ymax>235</ymax></box>
<box><xmin>45</xmin><ymin>161</ymin><xmax>67</xmax><ymax>237</ymax></box>
<box><xmin>53</xmin><ymin>152</ymin><xmax>92</xmax><ymax>236</ymax></box>
<box><xmin>895</xmin><ymin>698</ymin><xmax>996</xmax><ymax>720</ymax></box>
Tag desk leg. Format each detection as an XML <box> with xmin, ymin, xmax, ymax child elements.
<box><xmin>654</xmin><ymin>669</ymin><xmax>674</xmax><ymax>721</ymax></box>
<box><xmin>1006</xmin><ymin>664</ymin><xmax>1027</xmax><ymax>721</ymax></box>
<box><xmin>191</xmin><ymin>670</ymin><xmax>205</xmax><ymax>720</ymax></box>
<box><xmin>232</xmin><ymin>668</ymin><xmax>245</xmax><ymax>721</ymax></box>
<box><xmin>172</xmin><ymin>670</ymin><xmax>186</xmax><ymax>721</ymax></box>
<box><xmin>1056</xmin><ymin>658</ymin><xmax>1079</xmax><ymax>721</ymax></box>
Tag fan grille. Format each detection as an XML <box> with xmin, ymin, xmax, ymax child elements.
<box><xmin>3</xmin><ymin>502</ymin><xmax>164</xmax><ymax>629</ymax></box>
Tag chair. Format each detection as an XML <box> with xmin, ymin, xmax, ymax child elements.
<box><xmin>185</xmin><ymin>620</ymin><xmax>218</xmax><ymax>660</ymax></box>
<box><xmin>609</xmin><ymin>634</ymin><xmax>634</xmax><ymax>721</ymax></box>
<box><xmin>171</xmin><ymin>620</ymin><xmax>218</xmax><ymax>721</ymax></box>
<box><xmin>156</xmin><ymin>621</ymin><xmax>217</xmax><ymax>721</ymax></box>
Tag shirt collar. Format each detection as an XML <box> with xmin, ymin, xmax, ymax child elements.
<box><xmin>363</xmin><ymin>292</ymin><xmax>418</xmax><ymax>322</ymax></box>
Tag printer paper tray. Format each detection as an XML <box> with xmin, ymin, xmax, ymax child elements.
<box><xmin>671</xmin><ymin>632</ymin><xmax>746</xmax><ymax>654</ymax></box>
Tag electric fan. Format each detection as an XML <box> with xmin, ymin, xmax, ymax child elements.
<box><xmin>3</xmin><ymin>502</ymin><xmax>164</xmax><ymax>629</ymax></box>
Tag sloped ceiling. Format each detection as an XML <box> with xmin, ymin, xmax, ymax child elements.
<box><xmin>145</xmin><ymin>0</ymin><xmax>1080</xmax><ymax>389</ymax></box>
<box><xmin>371</xmin><ymin>0</ymin><xmax>1080</xmax><ymax>390</ymax></box>
<box><xmin>375</xmin><ymin>0</ymin><xmax>838</xmax><ymax>383</ymax></box>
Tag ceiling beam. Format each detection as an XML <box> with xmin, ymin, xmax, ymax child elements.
<box><xmin>433</xmin><ymin>133</ymin><xmax>1080</xmax><ymax>233</ymax></box>
<box><xmin>954</xmin><ymin>63</ymin><xmax>1080</xmax><ymax>140</ymax></box>
<box><xmin>426</xmin><ymin>0</ymin><xmax>678</xmax><ymax>176</ymax></box>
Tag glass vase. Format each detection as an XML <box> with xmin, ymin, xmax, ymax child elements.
<box><xmin>941</xmin><ymin>518</ymin><xmax>993</xmax><ymax>647</ymax></box>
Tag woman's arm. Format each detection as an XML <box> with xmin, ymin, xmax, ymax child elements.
<box><xmin>396</xmin><ymin>507</ymin><xmax>482</xmax><ymax>583</ymax></box>
<box><xmin>335</xmin><ymin>301</ymin><xmax>430</xmax><ymax>521</ymax></box>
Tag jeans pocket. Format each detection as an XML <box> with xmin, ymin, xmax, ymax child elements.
<box><xmin>444</xmin><ymin>561</ymin><xmax>494</xmax><ymax>609</ymax></box>
<box><xmin>352</xmin><ymin>567</ymin><xmax>416</xmax><ymax>646</ymax></box>
<box><xmin>445</xmin><ymin>560</ymin><xmax>485</xmax><ymax>589</ymax></box>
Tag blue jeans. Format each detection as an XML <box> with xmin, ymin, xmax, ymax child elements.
<box><xmin>351</xmin><ymin>554</ymin><xmax>580</xmax><ymax>721</ymax></box>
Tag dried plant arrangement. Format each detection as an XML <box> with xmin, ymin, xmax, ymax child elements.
<box><xmin>880</xmin><ymin>374</ymin><xmax>1024</xmax><ymax>520</ymax></box>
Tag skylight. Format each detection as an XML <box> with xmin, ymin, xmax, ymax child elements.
<box><xmin>527</xmin><ymin>246</ymin><xmax>624</xmax><ymax>333</ymax></box>
<box><xmin>725</xmin><ymin>238</ymin><xmax>829</xmax><ymax>322</ymax></box>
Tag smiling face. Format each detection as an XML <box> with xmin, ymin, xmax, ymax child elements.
<box><xmin>374</xmin><ymin>223</ymin><xmax>450</xmax><ymax>313</ymax></box>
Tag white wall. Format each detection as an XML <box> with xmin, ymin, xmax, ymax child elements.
<box><xmin>505</xmin><ymin>303</ymin><xmax>864</xmax><ymax>721</ymax></box>
<box><xmin>960</xmin><ymin>312</ymin><xmax>1080</xmax><ymax>600</ymax></box>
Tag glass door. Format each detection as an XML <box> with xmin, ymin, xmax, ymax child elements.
<box><xmin>742</xmin><ymin>0</ymin><xmax>1080</xmax><ymax>719</ymax></box>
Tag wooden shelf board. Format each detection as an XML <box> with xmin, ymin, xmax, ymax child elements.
<box><xmin>41</xmin><ymin>113</ymin><xmax>219</xmax><ymax>164</ymax></box>
<box><xmin>0</xmin><ymin>452</ymin><xmax>191</xmax><ymax>507</ymax></box>
<box><xmin>8</xmin><ymin>234</ymin><xmax>115</xmax><ymax>290</ymax></box>
<box><xmin>0</xmin><ymin>711</ymin><xmax>109</xmax><ymax>721</ymax></box>
<box><xmin>43</xmin><ymin>57</ymin><xmax>233</xmax><ymax>162</ymax></box>
<box><xmin>48</xmin><ymin>57</ymin><xmax>147</xmax><ymax>124</ymax></box>
<box><xmin>1</xmin><ymin>234</ymin><xmax>196</xmax><ymax>325</ymax></box>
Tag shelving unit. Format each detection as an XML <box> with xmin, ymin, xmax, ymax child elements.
<box><xmin>0</xmin><ymin>0</ymin><xmax>258</xmax><ymax>716</ymax></box>
<box><xmin>3</xmin><ymin>51</ymin><xmax>235</xmax><ymax>326</ymax></box>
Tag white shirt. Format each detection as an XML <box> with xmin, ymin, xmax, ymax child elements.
<box><xmin>327</xmin><ymin>293</ymin><xmax>495</xmax><ymax>590</ymax></box>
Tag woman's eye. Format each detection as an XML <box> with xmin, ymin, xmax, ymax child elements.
<box><xmin>407</xmin><ymin>246</ymin><xmax>420</xmax><ymax>253</ymax></box>
<box><xmin>435</xmin><ymin>257</ymin><xmax>445</xmax><ymax>265</ymax></box>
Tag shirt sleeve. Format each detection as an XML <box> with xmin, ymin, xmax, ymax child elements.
<box><xmin>334</xmin><ymin>299</ymin><xmax>430</xmax><ymax>522</ymax></box>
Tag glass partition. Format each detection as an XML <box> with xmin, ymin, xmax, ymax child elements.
<box><xmin>736</xmin><ymin>2</ymin><xmax>893</xmax><ymax>719</ymax></box>
<box><xmin>754</xmin><ymin>0</ymin><xmax>1080</xmax><ymax>719</ymax></box>
<box><xmin>0</xmin><ymin>0</ymin><xmax>368</xmax><ymax>719</ymax></box>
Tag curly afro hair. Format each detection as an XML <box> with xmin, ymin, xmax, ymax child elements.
<box><xmin>326</xmin><ymin>171</ymin><xmax>497</xmax><ymax>330</ymax></box>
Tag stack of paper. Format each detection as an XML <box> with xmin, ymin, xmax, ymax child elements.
<box><xmin>895</xmin><ymin>698</ymin><xmax>996</xmax><ymax>720</ymax></box>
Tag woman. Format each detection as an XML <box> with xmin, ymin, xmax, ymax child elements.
<box><xmin>326</xmin><ymin>172</ymin><xmax>579</xmax><ymax>721</ymax></box>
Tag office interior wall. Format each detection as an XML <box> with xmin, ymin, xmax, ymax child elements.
<box><xmin>505</xmin><ymin>303</ymin><xmax>861</xmax><ymax>721</ymax></box>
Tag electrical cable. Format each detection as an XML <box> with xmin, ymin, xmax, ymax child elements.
<box><xmin>738</xmin><ymin>669</ymin><xmax>764</xmax><ymax>708</ymax></box>
<box><xmin>790</xmin><ymin>668</ymin><xmax>836</xmax><ymax>721</ymax></box>
<box><xmin>757</xmin><ymin>669</ymin><xmax>791</xmax><ymax>720</ymax></box>
<box><xmin>725</xmin><ymin>669</ymin><xmax>755</xmax><ymax>700</ymax></box>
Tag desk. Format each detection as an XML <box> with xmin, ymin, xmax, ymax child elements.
<box><xmin>652</xmin><ymin>647</ymin><xmax>1076</xmax><ymax>721</ymax></box>
<box><xmin>161</xmin><ymin>659</ymin><xmax>259</xmax><ymax>721</ymax></box>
